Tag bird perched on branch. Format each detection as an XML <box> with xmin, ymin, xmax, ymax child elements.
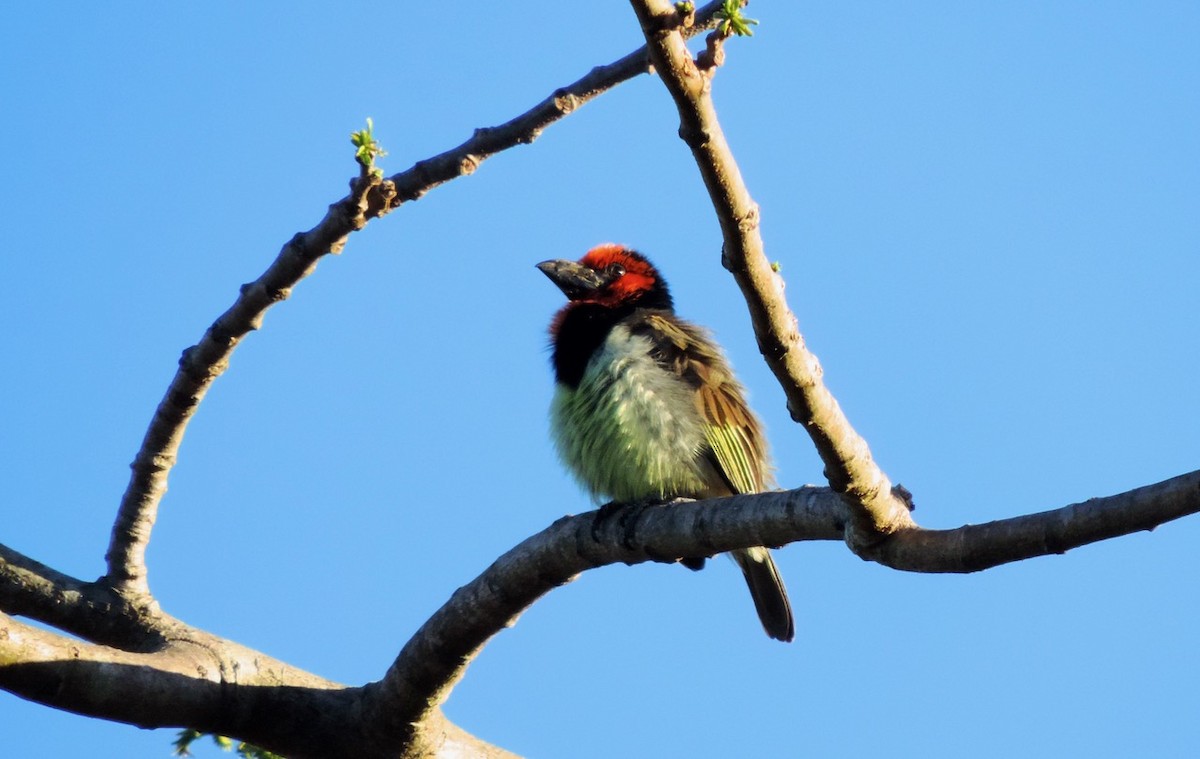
<box><xmin>538</xmin><ymin>244</ymin><xmax>794</xmax><ymax>642</ymax></box>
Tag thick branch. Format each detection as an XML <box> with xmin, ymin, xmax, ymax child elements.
<box><xmin>8</xmin><ymin>471</ymin><xmax>1198</xmax><ymax>754</ymax></box>
<box><xmin>371</xmin><ymin>469</ymin><xmax>1199</xmax><ymax>732</ymax></box>
<box><xmin>0</xmin><ymin>608</ymin><xmax>511</xmax><ymax>758</ymax></box>
<box><xmin>0</xmin><ymin>611</ymin><xmax>359</xmax><ymax>757</ymax></box>
<box><xmin>368</xmin><ymin>486</ymin><xmax>841</xmax><ymax>744</ymax></box>
<box><xmin>101</xmin><ymin>0</ymin><xmax>731</xmax><ymax>601</ymax></box>
<box><xmin>0</xmin><ymin>544</ymin><xmax>162</xmax><ymax>648</ymax></box>
<box><xmin>627</xmin><ymin>0</ymin><xmax>914</xmax><ymax>547</ymax></box>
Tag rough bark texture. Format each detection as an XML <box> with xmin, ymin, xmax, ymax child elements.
<box><xmin>6</xmin><ymin>473</ymin><xmax>1198</xmax><ymax>754</ymax></box>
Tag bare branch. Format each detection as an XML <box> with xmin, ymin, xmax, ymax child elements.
<box><xmin>0</xmin><ymin>543</ymin><xmax>161</xmax><ymax>648</ymax></box>
<box><xmin>870</xmin><ymin>469</ymin><xmax>1200</xmax><ymax>572</ymax></box>
<box><xmin>0</xmin><ymin>602</ymin><xmax>517</xmax><ymax>759</ymax></box>
<box><xmin>0</xmin><ymin>607</ymin><xmax>515</xmax><ymax>758</ymax></box>
<box><xmin>368</xmin><ymin>485</ymin><xmax>841</xmax><ymax>743</ymax></box>
<box><xmin>372</xmin><ymin>470</ymin><xmax>1198</xmax><ymax>727</ymax></box>
<box><xmin>626</xmin><ymin>0</ymin><xmax>915</xmax><ymax>548</ymax></box>
<box><xmin>9</xmin><ymin>464</ymin><xmax>1198</xmax><ymax>755</ymax></box>
<box><xmin>375</xmin><ymin>1</ymin><xmax>728</xmax><ymax>213</ymax></box>
<box><xmin>101</xmin><ymin>1</ymin><xmax>731</xmax><ymax>598</ymax></box>
<box><xmin>103</xmin><ymin>170</ymin><xmax>383</xmax><ymax>596</ymax></box>
<box><xmin>0</xmin><ymin>611</ymin><xmax>361</xmax><ymax>757</ymax></box>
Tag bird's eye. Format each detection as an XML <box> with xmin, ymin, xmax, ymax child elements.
<box><xmin>606</xmin><ymin>263</ymin><xmax>626</xmax><ymax>278</ymax></box>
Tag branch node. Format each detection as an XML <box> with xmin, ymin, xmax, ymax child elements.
<box><xmin>459</xmin><ymin>154</ymin><xmax>480</xmax><ymax>175</ymax></box>
<box><xmin>552</xmin><ymin>88</ymin><xmax>579</xmax><ymax>115</ymax></box>
<box><xmin>736</xmin><ymin>204</ymin><xmax>760</xmax><ymax>233</ymax></box>
<box><xmin>696</xmin><ymin>30</ymin><xmax>727</xmax><ymax>72</ymax></box>
<box><xmin>365</xmin><ymin>179</ymin><xmax>397</xmax><ymax>219</ymax></box>
<box><xmin>677</xmin><ymin>122</ymin><xmax>709</xmax><ymax>148</ymax></box>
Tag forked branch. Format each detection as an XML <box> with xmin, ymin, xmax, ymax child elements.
<box><xmin>101</xmin><ymin>1</ymin><xmax>733</xmax><ymax>599</ymax></box>
<box><xmin>627</xmin><ymin>0</ymin><xmax>914</xmax><ymax>548</ymax></box>
<box><xmin>370</xmin><ymin>468</ymin><xmax>1200</xmax><ymax>738</ymax></box>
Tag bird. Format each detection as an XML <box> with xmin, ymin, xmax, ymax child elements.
<box><xmin>537</xmin><ymin>243</ymin><xmax>794</xmax><ymax>642</ymax></box>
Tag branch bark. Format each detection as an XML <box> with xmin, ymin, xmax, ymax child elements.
<box><xmin>377</xmin><ymin>2</ymin><xmax>728</xmax><ymax>214</ymax></box>
<box><xmin>0</xmin><ymin>543</ymin><xmax>162</xmax><ymax>649</ymax></box>
<box><xmin>104</xmin><ymin>169</ymin><xmax>383</xmax><ymax>597</ymax></box>
<box><xmin>627</xmin><ymin>0</ymin><xmax>915</xmax><ymax>549</ymax></box>
<box><xmin>101</xmin><ymin>0</ymin><xmax>732</xmax><ymax>599</ymax></box>
<box><xmin>366</xmin><ymin>468</ymin><xmax>1200</xmax><ymax>742</ymax></box>
<box><xmin>7</xmin><ymin>466</ymin><xmax>1199</xmax><ymax>756</ymax></box>
<box><xmin>0</xmin><ymin>611</ymin><xmax>360</xmax><ymax>757</ymax></box>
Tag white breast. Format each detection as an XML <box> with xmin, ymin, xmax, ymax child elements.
<box><xmin>551</xmin><ymin>323</ymin><xmax>710</xmax><ymax>502</ymax></box>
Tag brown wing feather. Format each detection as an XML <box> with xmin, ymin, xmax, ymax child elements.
<box><xmin>636</xmin><ymin>312</ymin><xmax>772</xmax><ymax>495</ymax></box>
<box><xmin>632</xmin><ymin>312</ymin><xmax>793</xmax><ymax>641</ymax></box>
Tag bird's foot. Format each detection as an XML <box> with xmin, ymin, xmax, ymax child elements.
<box><xmin>591</xmin><ymin>500</ymin><xmax>623</xmax><ymax>544</ymax></box>
<box><xmin>591</xmin><ymin>497</ymin><xmax>666</xmax><ymax>551</ymax></box>
<box><xmin>591</xmin><ymin>498</ymin><xmax>710</xmax><ymax>567</ymax></box>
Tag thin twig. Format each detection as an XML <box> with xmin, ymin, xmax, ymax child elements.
<box><xmin>374</xmin><ymin>3</ymin><xmax>727</xmax><ymax>214</ymax></box>
<box><xmin>101</xmin><ymin>2</ymin><xmax>730</xmax><ymax>597</ymax></box>
<box><xmin>627</xmin><ymin>0</ymin><xmax>915</xmax><ymax>548</ymax></box>
<box><xmin>104</xmin><ymin>170</ymin><xmax>382</xmax><ymax>595</ymax></box>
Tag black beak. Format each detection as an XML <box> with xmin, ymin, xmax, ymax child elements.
<box><xmin>537</xmin><ymin>259</ymin><xmax>605</xmax><ymax>300</ymax></box>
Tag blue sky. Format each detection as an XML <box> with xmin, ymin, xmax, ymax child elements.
<box><xmin>2</xmin><ymin>3</ymin><xmax>1198</xmax><ymax>757</ymax></box>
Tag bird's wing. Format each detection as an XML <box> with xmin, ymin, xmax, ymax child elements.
<box><xmin>696</xmin><ymin>381</ymin><xmax>768</xmax><ymax>494</ymax></box>
<box><xmin>639</xmin><ymin>312</ymin><xmax>771</xmax><ymax>495</ymax></box>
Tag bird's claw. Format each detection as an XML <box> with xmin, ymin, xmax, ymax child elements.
<box><xmin>591</xmin><ymin>500</ymin><xmax>623</xmax><ymax>543</ymax></box>
<box><xmin>591</xmin><ymin>498</ymin><xmax>664</xmax><ymax>550</ymax></box>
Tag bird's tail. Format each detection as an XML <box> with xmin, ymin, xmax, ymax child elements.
<box><xmin>731</xmin><ymin>547</ymin><xmax>794</xmax><ymax>642</ymax></box>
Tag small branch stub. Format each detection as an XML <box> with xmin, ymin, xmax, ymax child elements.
<box><xmin>698</xmin><ymin>2</ymin><xmax>756</xmax><ymax>74</ymax></box>
<box><xmin>697</xmin><ymin>31</ymin><xmax>727</xmax><ymax>72</ymax></box>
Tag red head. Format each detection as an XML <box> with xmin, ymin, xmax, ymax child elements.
<box><xmin>536</xmin><ymin>244</ymin><xmax>673</xmax><ymax>310</ymax></box>
<box><xmin>538</xmin><ymin>245</ymin><xmax>675</xmax><ymax>387</ymax></box>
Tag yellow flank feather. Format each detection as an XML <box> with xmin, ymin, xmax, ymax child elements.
<box><xmin>704</xmin><ymin>422</ymin><xmax>761</xmax><ymax>494</ymax></box>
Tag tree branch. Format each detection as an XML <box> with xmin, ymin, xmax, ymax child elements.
<box><xmin>0</xmin><ymin>543</ymin><xmax>162</xmax><ymax>649</ymax></box>
<box><xmin>0</xmin><ymin>606</ymin><xmax>514</xmax><ymax>758</ymax></box>
<box><xmin>0</xmin><ymin>596</ymin><xmax>519</xmax><ymax>759</ymax></box>
<box><xmin>369</xmin><ymin>467</ymin><xmax>1200</xmax><ymax>741</ymax></box>
<box><xmin>104</xmin><ymin>170</ymin><xmax>383</xmax><ymax>596</ymax></box>
<box><xmin>627</xmin><ymin>0</ymin><xmax>915</xmax><ymax>548</ymax></box>
<box><xmin>366</xmin><ymin>486</ymin><xmax>844</xmax><ymax>747</ymax></box>
<box><xmin>100</xmin><ymin>1</ymin><xmax>731</xmax><ymax>598</ymax></box>
<box><xmin>869</xmin><ymin>469</ymin><xmax>1200</xmax><ymax>572</ymax></box>
<box><xmin>8</xmin><ymin>467</ymin><xmax>1198</xmax><ymax>755</ymax></box>
<box><xmin>0</xmin><ymin>611</ymin><xmax>359</xmax><ymax>757</ymax></box>
<box><xmin>376</xmin><ymin>1</ymin><xmax>729</xmax><ymax>214</ymax></box>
